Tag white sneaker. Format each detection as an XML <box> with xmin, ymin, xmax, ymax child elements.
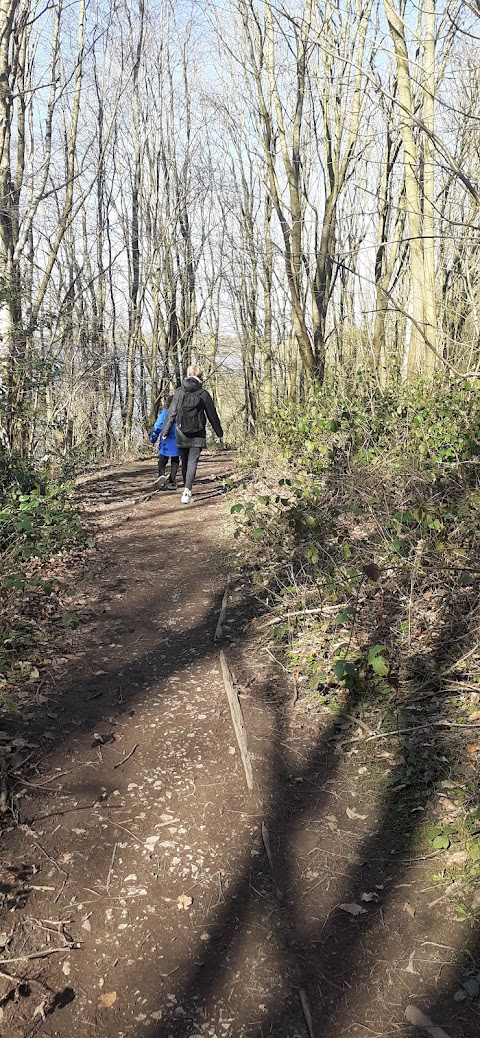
<box><xmin>181</xmin><ymin>488</ymin><xmax>192</xmax><ymax>504</ymax></box>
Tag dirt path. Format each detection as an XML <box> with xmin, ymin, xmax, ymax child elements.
<box><xmin>0</xmin><ymin>455</ymin><xmax>477</xmax><ymax>1038</ymax></box>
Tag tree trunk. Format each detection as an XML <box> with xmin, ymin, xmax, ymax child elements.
<box><xmin>422</xmin><ymin>0</ymin><xmax>436</xmax><ymax>373</ymax></box>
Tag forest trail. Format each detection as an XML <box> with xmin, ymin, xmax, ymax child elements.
<box><xmin>0</xmin><ymin>454</ymin><xmax>475</xmax><ymax>1038</ymax></box>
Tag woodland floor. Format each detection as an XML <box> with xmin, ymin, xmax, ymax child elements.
<box><xmin>0</xmin><ymin>452</ymin><xmax>479</xmax><ymax>1038</ymax></box>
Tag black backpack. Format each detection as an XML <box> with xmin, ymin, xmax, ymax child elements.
<box><xmin>177</xmin><ymin>389</ymin><xmax>204</xmax><ymax>437</ymax></box>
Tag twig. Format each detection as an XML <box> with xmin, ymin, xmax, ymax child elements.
<box><xmin>438</xmin><ymin>721</ymin><xmax>480</xmax><ymax>728</ymax></box>
<box><xmin>34</xmin><ymin>843</ymin><xmax>69</xmax><ymax>903</ymax></box>
<box><xmin>261</xmin><ymin>821</ymin><xmax>274</xmax><ymax>870</ymax></box>
<box><xmin>14</xmin><ymin>778</ymin><xmax>65</xmax><ymax>793</ymax></box>
<box><xmin>33</xmin><ymin>920</ymin><xmax>72</xmax><ymax>946</ymax></box>
<box><xmin>0</xmin><ymin>945</ymin><xmax>77</xmax><ymax>965</ymax></box>
<box><xmin>258</xmin><ymin>606</ymin><xmax>342</xmax><ymax>629</ymax></box>
<box><xmin>34</xmin><ymin>842</ymin><xmax>65</xmax><ymax>872</ymax></box>
<box><xmin>428</xmin><ymin>883</ymin><xmax>461</xmax><ymax>909</ymax></box>
<box><xmin>105</xmin><ymin>818</ymin><xmax>139</xmax><ymax>839</ymax></box>
<box><xmin>219</xmin><ymin>651</ymin><xmax>253</xmax><ymax>791</ymax></box>
<box><xmin>113</xmin><ymin>743</ymin><xmax>138</xmax><ymax>769</ymax></box>
<box><xmin>399</xmin><ymin>852</ymin><xmax>441</xmax><ymax>862</ymax></box>
<box><xmin>345</xmin><ymin>713</ymin><xmax>375</xmax><ymax>736</ymax></box>
<box><xmin>265</xmin><ymin>646</ymin><xmax>289</xmax><ymax>675</ymax></box>
<box><xmin>106</xmin><ymin>843</ymin><xmax>117</xmax><ymax>892</ymax></box>
<box><xmin>214</xmin><ymin>579</ymin><xmax>230</xmax><ymax>642</ymax></box>
<box><xmin>31</xmin><ymin>802</ymin><xmax>127</xmax><ymax>821</ymax></box>
<box><xmin>0</xmin><ymin>752</ymin><xmax>9</xmax><ymax>814</ymax></box>
<box><xmin>54</xmin><ymin>875</ymin><xmax>68</xmax><ymax>904</ymax></box>
<box><xmin>299</xmin><ymin>988</ymin><xmax>315</xmax><ymax>1038</ymax></box>
<box><xmin>0</xmin><ymin>966</ymin><xmax>20</xmax><ymax>981</ymax></box>
<box><xmin>360</xmin><ymin>720</ymin><xmax>480</xmax><ymax>743</ymax></box>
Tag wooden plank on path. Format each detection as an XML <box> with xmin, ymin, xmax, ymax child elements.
<box><xmin>219</xmin><ymin>650</ymin><xmax>253</xmax><ymax>791</ymax></box>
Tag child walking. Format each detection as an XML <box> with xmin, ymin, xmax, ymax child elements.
<box><xmin>150</xmin><ymin>394</ymin><xmax>180</xmax><ymax>491</ymax></box>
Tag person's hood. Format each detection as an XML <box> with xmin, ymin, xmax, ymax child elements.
<box><xmin>181</xmin><ymin>376</ymin><xmax>203</xmax><ymax>392</ymax></box>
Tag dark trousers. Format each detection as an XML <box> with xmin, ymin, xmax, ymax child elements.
<box><xmin>158</xmin><ymin>455</ymin><xmax>179</xmax><ymax>483</ymax></box>
<box><xmin>179</xmin><ymin>446</ymin><xmax>202</xmax><ymax>490</ymax></box>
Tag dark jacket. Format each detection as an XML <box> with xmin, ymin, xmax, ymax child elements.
<box><xmin>162</xmin><ymin>376</ymin><xmax>223</xmax><ymax>449</ymax></box>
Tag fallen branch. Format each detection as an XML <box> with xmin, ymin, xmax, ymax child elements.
<box><xmin>404</xmin><ymin>1004</ymin><xmax>452</xmax><ymax>1038</ymax></box>
<box><xmin>219</xmin><ymin>651</ymin><xmax>253</xmax><ymax>791</ymax></box>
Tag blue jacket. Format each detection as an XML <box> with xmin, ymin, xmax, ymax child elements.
<box><xmin>150</xmin><ymin>408</ymin><xmax>178</xmax><ymax>457</ymax></box>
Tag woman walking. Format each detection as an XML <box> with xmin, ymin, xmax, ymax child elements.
<box><xmin>161</xmin><ymin>365</ymin><xmax>223</xmax><ymax>504</ymax></box>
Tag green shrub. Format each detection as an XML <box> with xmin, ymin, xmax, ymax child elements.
<box><xmin>0</xmin><ymin>480</ymin><xmax>83</xmax><ymax>566</ymax></box>
<box><xmin>269</xmin><ymin>375</ymin><xmax>480</xmax><ymax>471</ymax></box>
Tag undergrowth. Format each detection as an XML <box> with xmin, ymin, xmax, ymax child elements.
<box><xmin>231</xmin><ymin>374</ymin><xmax>480</xmax><ymax>916</ymax></box>
<box><xmin>0</xmin><ymin>452</ymin><xmax>90</xmax><ymax>710</ymax></box>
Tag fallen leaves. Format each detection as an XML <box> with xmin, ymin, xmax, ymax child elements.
<box><xmin>378</xmin><ymin>751</ymin><xmax>404</xmax><ymax>766</ymax></box>
<box><xmin>446</xmin><ymin>850</ymin><xmax>467</xmax><ymax>866</ymax></box>
<box><xmin>471</xmin><ymin>890</ymin><xmax>480</xmax><ymax>911</ymax></box>
<box><xmin>176</xmin><ymin>894</ymin><xmax>193</xmax><ymax>911</ymax></box>
<box><xmin>339</xmin><ymin>902</ymin><xmax>366</xmax><ymax>916</ymax></box>
<box><xmin>403</xmin><ymin>901</ymin><xmax>416</xmax><ymax>919</ymax></box>
<box><xmin>33</xmin><ymin>998</ymin><xmax>48</xmax><ymax>1021</ymax></box>
<box><xmin>97</xmin><ymin>991</ymin><xmax>117</xmax><ymax>1010</ymax></box>
<box><xmin>346</xmin><ymin>807</ymin><xmax>367</xmax><ymax>821</ymax></box>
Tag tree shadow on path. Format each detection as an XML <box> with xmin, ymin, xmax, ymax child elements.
<box><xmin>136</xmin><ymin>564</ymin><xmax>480</xmax><ymax>1037</ymax></box>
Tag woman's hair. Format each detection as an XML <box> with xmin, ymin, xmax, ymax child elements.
<box><xmin>165</xmin><ymin>393</ymin><xmax>173</xmax><ymax>407</ymax></box>
<box><xmin>187</xmin><ymin>363</ymin><xmax>204</xmax><ymax>380</ymax></box>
